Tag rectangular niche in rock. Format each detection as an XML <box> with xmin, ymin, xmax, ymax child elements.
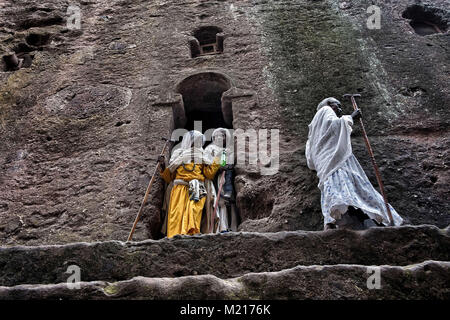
<box><xmin>189</xmin><ymin>26</ymin><xmax>224</xmax><ymax>58</ymax></box>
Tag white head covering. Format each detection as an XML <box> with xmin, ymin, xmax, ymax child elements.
<box><xmin>211</xmin><ymin>128</ymin><xmax>231</xmax><ymax>148</ymax></box>
<box><xmin>305</xmin><ymin>98</ymin><xmax>354</xmax><ymax>188</ymax></box>
<box><xmin>180</xmin><ymin>130</ymin><xmax>205</xmax><ymax>149</ymax></box>
<box><xmin>168</xmin><ymin>130</ymin><xmax>211</xmax><ymax>172</ymax></box>
<box><xmin>205</xmin><ymin>128</ymin><xmax>234</xmax><ymax>163</ymax></box>
<box><xmin>317</xmin><ymin>97</ymin><xmax>341</xmax><ymax>111</ymax></box>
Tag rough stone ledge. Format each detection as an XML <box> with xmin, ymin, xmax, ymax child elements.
<box><xmin>0</xmin><ymin>261</ymin><xmax>448</xmax><ymax>300</ymax></box>
<box><xmin>0</xmin><ymin>225</ymin><xmax>448</xmax><ymax>287</ymax></box>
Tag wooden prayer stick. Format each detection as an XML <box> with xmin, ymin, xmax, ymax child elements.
<box><xmin>127</xmin><ymin>138</ymin><xmax>171</xmax><ymax>241</ymax></box>
<box><xmin>343</xmin><ymin>94</ymin><xmax>394</xmax><ymax>226</ymax></box>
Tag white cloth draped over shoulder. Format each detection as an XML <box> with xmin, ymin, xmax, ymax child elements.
<box><xmin>168</xmin><ymin>130</ymin><xmax>212</xmax><ymax>173</ymax></box>
<box><xmin>204</xmin><ymin>128</ymin><xmax>235</xmax><ymax>233</ymax></box>
<box><xmin>306</xmin><ymin>98</ymin><xmax>403</xmax><ymax>227</ymax></box>
<box><xmin>204</xmin><ymin>128</ymin><xmax>234</xmax><ymax>164</ymax></box>
<box><xmin>305</xmin><ymin>101</ymin><xmax>354</xmax><ymax>189</ymax></box>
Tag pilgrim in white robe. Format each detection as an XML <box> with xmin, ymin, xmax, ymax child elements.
<box><xmin>305</xmin><ymin>98</ymin><xmax>403</xmax><ymax>227</ymax></box>
<box><xmin>205</xmin><ymin>128</ymin><xmax>238</xmax><ymax>233</ymax></box>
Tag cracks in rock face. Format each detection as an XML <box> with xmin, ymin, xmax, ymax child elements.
<box><xmin>115</xmin><ymin>120</ymin><xmax>131</xmax><ymax>127</ymax></box>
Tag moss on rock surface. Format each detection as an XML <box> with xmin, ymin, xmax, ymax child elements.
<box><xmin>256</xmin><ymin>0</ymin><xmax>370</xmax><ymax>137</ymax></box>
<box><xmin>1</xmin><ymin>260</ymin><xmax>449</xmax><ymax>299</ymax></box>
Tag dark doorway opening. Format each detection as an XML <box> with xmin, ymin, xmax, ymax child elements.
<box><xmin>409</xmin><ymin>20</ymin><xmax>442</xmax><ymax>36</ymax></box>
<box><xmin>175</xmin><ymin>72</ymin><xmax>232</xmax><ymax>134</ymax></box>
<box><xmin>157</xmin><ymin>72</ymin><xmax>239</xmax><ymax>239</ymax></box>
<box><xmin>402</xmin><ymin>5</ymin><xmax>448</xmax><ymax>36</ymax></box>
<box><xmin>185</xmin><ymin>110</ymin><xmax>227</xmax><ymax>132</ymax></box>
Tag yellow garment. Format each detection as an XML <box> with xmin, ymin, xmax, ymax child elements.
<box><xmin>161</xmin><ymin>161</ymin><xmax>220</xmax><ymax>238</ymax></box>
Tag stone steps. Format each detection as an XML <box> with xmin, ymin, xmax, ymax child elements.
<box><xmin>0</xmin><ymin>260</ymin><xmax>448</xmax><ymax>299</ymax></box>
<box><xmin>0</xmin><ymin>225</ymin><xmax>448</xmax><ymax>288</ymax></box>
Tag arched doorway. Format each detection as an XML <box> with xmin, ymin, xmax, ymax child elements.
<box><xmin>158</xmin><ymin>72</ymin><xmax>239</xmax><ymax>238</ymax></box>
<box><xmin>174</xmin><ymin>72</ymin><xmax>233</xmax><ymax>133</ymax></box>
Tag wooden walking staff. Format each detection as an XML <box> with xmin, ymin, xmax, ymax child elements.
<box><xmin>127</xmin><ymin>138</ymin><xmax>172</xmax><ymax>241</ymax></box>
<box><xmin>343</xmin><ymin>94</ymin><xmax>394</xmax><ymax>226</ymax></box>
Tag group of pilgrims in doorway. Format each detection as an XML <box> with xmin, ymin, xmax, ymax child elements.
<box><xmin>158</xmin><ymin>128</ymin><xmax>238</xmax><ymax>238</ymax></box>
<box><xmin>157</xmin><ymin>97</ymin><xmax>403</xmax><ymax>238</ymax></box>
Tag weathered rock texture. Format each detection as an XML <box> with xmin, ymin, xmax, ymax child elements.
<box><xmin>1</xmin><ymin>0</ymin><xmax>449</xmax><ymax>301</ymax></box>
<box><xmin>0</xmin><ymin>225</ymin><xmax>448</xmax><ymax>287</ymax></box>
<box><xmin>0</xmin><ymin>0</ymin><xmax>449</xmax><ymax>245</ymax></box>
<box><xmin>1</xmin><ymin>261</ymin><xmax>449</xmax><ymax>300</ymax></box>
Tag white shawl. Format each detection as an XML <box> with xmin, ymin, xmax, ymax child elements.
<box><xmin>168</xmin><ymin>131</ymin><xmax>212</xmax><ymax>173</ymax></box>
<box><xmin>204</xmin><ymin>128</ymin><xmax>234</xmax><ymax>164</ymax></box>
<box><xmin>305</xmin><ymin>99</ymin><xmax>354</xmax><ymax>188</ymax></box>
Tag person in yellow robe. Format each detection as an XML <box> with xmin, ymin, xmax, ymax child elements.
<box><xmin>159</xmin><ymin>130</ymin><xmax>220</xmax><ymax>238</ymax></box>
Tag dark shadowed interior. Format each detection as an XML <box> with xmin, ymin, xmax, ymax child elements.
<box><xmin>176</xmin><ymin>72</ymin><xmax>232</xmax><ymax>133</ymax></box>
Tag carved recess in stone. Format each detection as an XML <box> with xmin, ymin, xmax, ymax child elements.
<box><xmin>402</xmin><ymin>4</ymin><xmax>449</xmax><ymax>36</ymax></box>
<box><xmin>189</xmin><ymin>26</ymin><xmax>225</xmax><ymax>58</ymax></box>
